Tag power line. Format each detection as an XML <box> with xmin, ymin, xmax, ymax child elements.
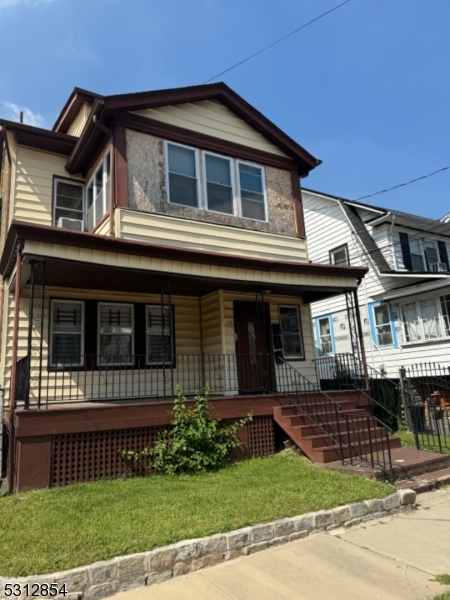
<box><xmin>203</xmin><ymin>0</ymin><xmax>353</xmax><ymax>84</ymax></box>
<box><xmin>356</xmin><ymin>164</ymin><xmax>450</xmax><ymax>201</ymax></box>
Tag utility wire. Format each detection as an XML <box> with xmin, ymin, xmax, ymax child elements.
<box><xmin>203</xmin><ymin>0</ymin><xmax>353</xmax><ymax>84</ymax></box>
<box><xmin>356</xmin><ymin>165</ymin><xmax>450</xmax><ymax>201</ymax></box>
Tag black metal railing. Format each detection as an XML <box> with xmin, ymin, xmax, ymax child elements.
<box><xmin>316</xmin><ymin>353</ymin><xmax>404</xmax><ymax>432</ymax></box>
<box><xmin>401</xmin><ymin>362</ymin><xmax>450</xmax><ymax>453</ymax></box>
<box><xmin>21</xmin><ymin>353</ymin><xmax>279</xmax><ymax>407</ymax></box>
<box><xmin>278</xmin><ymin>358</ymin><xmax>393</xmax><ymax>477</ymax></box>
<box><xmin>15</xmin><ymin>355</ymin><xmax>31</xmax><ymax>408</ymax></box>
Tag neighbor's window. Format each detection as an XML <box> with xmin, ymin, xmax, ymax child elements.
<box><xmin>167</xmin><ymin>142</ymin><xmax>199</xmax><ymax>208</ymax></box>
<box><xmin>204</xmin><ymin>153</ymin><xmax>234</xmax><ymax>215</ymax></box>
<box><xmin>238</xmin><ymin>162</ymin><xmax>266</xmax><ymax>221</ymax></box>
<box><xmin>98</xmin><ymin>303</ymin><xmax>133</xmax><ymax>364</ymax></box>
<box><xmin>53</xmin><ymin>180</ymin><xmax>84</xmax><ymax>229</ymax></box>
<box><xmin>86</xmin><ymin>151</ymin><xmax>110</xmax><ymax>231</ymax></box>
<box><xmin>419</xmin><ymin>298</ymin><xmax>442</xmax><ymax>340</ymax></box>
<box><xmin>50</xmin><ymin>300</ymin><xmax>84</xmax><ymax>366</ymax></box>
<box><xmin>330</xmin><ymin>244</ymin><xmax>349</xmax><ymax>266</ymax></box>
<box><xmin>372</xmin><ymin>303</ymin><xmax>394</xmax><ymax>346</ymax></box>
<box><xmin>279</xmin><ymin>306</ymin><xmax>304</xmax><ymax>358</ymax></box>
<box><xmin>424</xmin><ymin>240</ymin><xmax>439</xmax><ymax>270</ymax></box>
<box><xmin>146</xmin><ymin>305</ymin><xmax>173</xmax><ymax>365</ymax></box>
<box><xmin>409</xmin><ymin>238</ymin><xmax>425</xmax><ymax>271</ymax></box>
<box><xmin>317</xmin><ymin>316</ymin><xmax>333</xmax><ymax>355</ymax></box>
<box><xmin>441</xmin><ymin>294</ymin><xmax>450</xmax><ymax>337</ymax></box>
<box><xmin>402</xmin><ymin>302</ymin><xmax>422</xmax><ymax>343</ymax></box>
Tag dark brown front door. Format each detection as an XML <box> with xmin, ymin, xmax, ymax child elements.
<box><xmin>234</xmin><ymin>301</ymin><xmax>272</xmax><ymax>393</ymax></box>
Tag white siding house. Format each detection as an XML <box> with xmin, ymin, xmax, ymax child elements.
<box><xmin>303</xmin><ymin>189</ymin><xmax>450</xmax><ymax>377</ymax></box>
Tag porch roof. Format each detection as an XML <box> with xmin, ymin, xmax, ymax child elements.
<box><xmin>2</xmin><ymin>221</ymin><xmax>368</xmax><ymax>301</ymax></box>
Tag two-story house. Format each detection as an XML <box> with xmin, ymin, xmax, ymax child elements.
<box><xmin>0</xmin><ymin>83</ymin><xmax>391</xmax><ymax>492</ymax></box>
<box><xmin>303</xmin><ymin>189</ymin><xmax>450</xmax><ymax>378</ymax></box>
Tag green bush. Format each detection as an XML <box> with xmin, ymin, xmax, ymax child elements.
<box><xmin>122</xmin><ymin>385</ymin><xmax>252</xmax><ymax>475</ymax></box>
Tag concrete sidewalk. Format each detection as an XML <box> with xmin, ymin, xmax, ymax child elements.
<box><xmin>114</xmin><ymin>488</ymin><xmax>450</xmax><ymax>600</ymax></box>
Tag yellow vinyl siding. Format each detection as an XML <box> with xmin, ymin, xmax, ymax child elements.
<box><xmin>67</xmin><ymin>103</ymin><xmax>92</xmax><ymax>137</ymax></box>
<box><xmin>12</xmin><ymin>146</ymin><xmax>83</xmax><ymax>227</ymax></box>
<box><xmin>200</xmin><ymin>291</ymin><xmax>224</xmax><ymax>355</ymax></box>
<box><xmin>132</xmin><ymin>100</ymin><xmax>288</xmax><ymax>158</ymax></box>
<box><xmin>2</xmin><ymin>288</ymin><xmax>201</xmax><ymax>405</ymax></box>
<box><xmin>117</xmin><ymin>209</ymin><xmax>307</xmax><ymax>262</ymax></box>
<box><xmin>93</xmin><ymin>215</ymin><xmax>110</xmax><ymax>235</ymax></box>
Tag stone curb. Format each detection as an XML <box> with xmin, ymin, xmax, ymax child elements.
<box><xmin>0</xmin><ymin>489</ymin><xmax>416</xmax><ymax>599</ymax></box>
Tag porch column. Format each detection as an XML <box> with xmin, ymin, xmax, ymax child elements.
<box><xmin>352</xmin><ymin>288</ymin><xmax>369</xmax><ymax>389</ymax></box>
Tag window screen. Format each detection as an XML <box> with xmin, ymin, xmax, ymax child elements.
<box><xmin>205</xmin><ymin>154</ymin><xmax>233</xmax><ymax>215</ymax></box>
<box><xmin>238</xmin><ymin>163</ymin><xmax>266</xmax><ymax>221</ymax></box>
<box><xmin>98</xmin><ymin>303</ymin><xmax>133</xmax><ymax>364</ymax></box>
<box><xmin>167</xmin><ymin>144</ymin><xmax>198</xmax><ymax>207</ymax></box>
<box><xmin>51</xmin><ymin>300</ymin><xmax>83</xmax><ymax>365</ymax></box>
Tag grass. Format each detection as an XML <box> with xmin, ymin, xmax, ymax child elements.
<box><xmin>395</xmin><ymin>430</ymin><xmax>450</xmax><ymax>456</ymax></box>
<box><xmin>0</xmin><ymin>452</ymin><xmax>394</xmax><ymax>577</ymax></box>
<box><xmin>435</xmin><ymin>575</ymin><xmax>450</xmax><ymax>586</ymax></box>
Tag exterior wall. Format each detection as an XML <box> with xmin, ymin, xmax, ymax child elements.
<box><xmin>387</xmin><ymin>227</ymin><xmax>450</xmax><ymax>272</ymax></box>
<box><xmin>200</xmin><ymin>291</ymin><xmax>223</xmax><ymax>355</ymax></box>
<box><xmin>67</xmin><ymin>103</ymin><xmax>92</xmax><ymax>137</ymax></box>
<box><xmin>11</xmin><ymin>145</ymin><xmax>82</xmax><ymax>228</ymax></box>
<box><xmin>132</xmin><ymin>100</ymin><xmax>288</xmax><ymax>157</ymax></box>
<box><xmin>93</xmin><ymin>214</ymin><xmax>110</xmax><ymax>235</ymax></box>
<box><xmin>369</xmin><ymin>223</ymin><xmax>395</xmax><ymax>268</ymax></box>
<box><xmin>303</xmin><ymin>191</ymin><xmax>450</xmax><ymax>376</ymax></box>
<box><xmin>126</xmin><ymin>130</ymin><xmax>299</xmax><ymax>239</ymax></box>
<box><xmin>116</xmin><ymin>208</ymin><xmax>307</xmax><ymax>262</ymax></box>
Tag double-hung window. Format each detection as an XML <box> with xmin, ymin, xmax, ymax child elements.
<box><xmin>98</xmin><ymin>303</ymin><xmax>133</xmax><ymax>364</ymax></box>
<box><xmin>279</xmin><ymin>306</ymin><xmax>304</xmax><ymax>358</ymax></box>
<box><xmin>372</xmin><ymin>303</ymin><xmax>394</xmax><ymax>346</ymax></box>
<box><xmin>419</xmin><ymin>298</ymin><xmax>442</xmax><ymax>340</ymax></box>
<box><xmin>86</xmin><ymin>151</ymin><xmax>110</xmax><ymax>231</ymax></box>
<box><xmin>204</xmin><ymin>153</ymin><xmax>234</xmax><ymax>215</ymax></box>
<box><xmin>402</xmin><ymin>302</ymin><xmax>422</xmax><ymax>343</ymax></box>
<box><xmin>317</xmin><ymin>316</ymin><xmax>334</xmax><ymax>355</ymax></box>
<box><xmin>424</xmin><ymin>241</ymin><xmax>439</xmax><ymax>270</ymax></box>
<box><xmin>238</xmin><ymin>162</ymin><xmax>266</xmax><ymax>221</ymax></box>
<box><xmin>409</xmin><ymin>238</ymin><xmax>425</xmax><ymax>271</ymax></box>
<box><xmin>330</xmin><ymin>244</ymin><xmax>349</xmax><ymax>266</ymax></box>
<box><xmin>146</xmin><ymin>305</ymin><xmax>173</xmax><ymax>365</ymax></box>
<box><xmin>53</xmin><ymin>180</ymin><xmax>84</xmax><ymax>228</ymax></box>
<box><xmin>167</xmin><ymin>142</ymin><xmax>199</xmax><ymax>208</ymax></box>
<box><xmin>50</xmin><ymin>300</ymin><xmax>84</xmax><ymax>366</ymax></box>
<box><xmin>441</xmin><ymin>295</ymin><xmax>450</xmax><ymax>337</ymax></box>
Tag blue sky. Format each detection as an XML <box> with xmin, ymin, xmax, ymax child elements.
<box><xmin>0</xmin><ymin>0</ymin><xmax>449</xmax><ymax>219</ymax></box>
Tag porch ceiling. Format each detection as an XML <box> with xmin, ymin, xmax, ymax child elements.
<box><xmin>20</xmin><ymin>256</ymin><xmax>352</xmax><ymax>302</ymax></box>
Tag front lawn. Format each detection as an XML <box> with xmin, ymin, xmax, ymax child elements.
<box><xmin>395</xmin><ymin>430</ymin><xmax>450</xmax><ymax>456</ymax></box>
<box><xmin>0</xmin><ymin>452</ymin><xmax>394</xmax><ymax>577</ymax></box>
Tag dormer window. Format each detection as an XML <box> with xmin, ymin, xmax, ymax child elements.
<box><xmin>86</xmin><ymin>151</ymin><xmax>110</xmax><ymax>231</ymax></box>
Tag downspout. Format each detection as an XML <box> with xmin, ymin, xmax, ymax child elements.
<box><xmin>8</xmin><ymin>246</ymin><xmax>22</xmax><ymax>494</ymax></box>
<box><xmin>92</xmin><ymin>116</ymin><xmax>115</xmax><ymax>237</ymax></box>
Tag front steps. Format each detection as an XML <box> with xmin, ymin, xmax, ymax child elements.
<box><xmin>273</xmin><ymin>390</ymin><xmax>401</xmax><ymax>465</ymax></box>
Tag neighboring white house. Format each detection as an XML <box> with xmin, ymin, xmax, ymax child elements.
<box><xmin>303</xmin><ymin>189</ymin><xmax>450</xmax><ymax>378</ymax></box>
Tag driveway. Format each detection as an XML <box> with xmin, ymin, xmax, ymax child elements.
<box><xmin>114</xmin><ymin>487</ymin><xmax>450</xmax><ymax>600</ymax></box>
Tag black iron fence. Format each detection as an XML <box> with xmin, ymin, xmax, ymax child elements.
<box><xmin>401</xmin><ymin>362</ymin><xmax>450</xmax><ymax>454</ymax></box>
<box><xmin>315</xmin><ymin>353</ymin><xmax>404</xmax><ymax>432</ymax></box>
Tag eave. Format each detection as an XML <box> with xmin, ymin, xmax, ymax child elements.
<box><xmin>0</xmin><ymin>119</ymin><xmax>77</xmax><ymax>156</ymax></box>
<box><xmin>0</xmin><ymin>221</ymin><xmax>368</xmax><ymax>284</ymax></box>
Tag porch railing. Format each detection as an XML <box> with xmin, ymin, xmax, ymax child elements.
<box><xmin>19</xmin><ymin>354</ymin><xmax>278</xmax><ymax>407</ymax></box>
<box><xmin>278</xmin><ymin>358</ymin><xmax>393</xmax><ymax>477</ymax></box>
<box><xmin>315</xmin><ymin>353</ymin><xmax>404</xmax><ymax>432</ymax></box>
<box><xmin>400</xmin><ymin>362</ymin><xmax>450</xmax><ymax>453</ymax></box>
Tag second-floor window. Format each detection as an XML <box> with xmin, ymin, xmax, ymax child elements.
<box><xmin>399</xmin><ymin>232</ymin><xmax>449</xmax><ymax>273</ymax></box>
<box><xmin>86</xmin><ymin>151</ymin><xmax>111</xmax><ymax>231</ymax></box>
<box><xmin>329</xmin><ymin>244</ymin><xmax>349</xmax><ymax>266</ymax></box>
<box><xmin>53</xmin><ymin>179</ymin><xmax>84</xmax><ymax>229</ymax></box>
<box><xmin>166</xmin><ymin>142</ymin><xmax>267</xmax><ymax>222</ymax></box>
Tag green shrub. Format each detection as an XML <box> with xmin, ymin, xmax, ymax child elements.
<box><xmin>122</xmin><ymin>385</ymin><xmax>252</xmax><ymax>475</ymax></box>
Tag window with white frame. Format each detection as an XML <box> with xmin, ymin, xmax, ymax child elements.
<box><xmin>409</xmin><ymin>238</ymin><xmax>426</xmax><ymax>271</ymax></box>
<box><xmin>204</xmin><ymin>153</ymin><xmax>234</xmax><ymax>215</ymax></box>
<box><xmin>165</xmin><ymin>143</ymin><xmax>268</xmax><ymax>222</ymax></box>
<box><xmin>330</xmin><ymin>244</ymin><xmax>349</xmax><ymax>266</ymax></box>
<box><xmin>317</xmin><ymin>316</ymin><xmax>333</xmax><ymax>355</ymax></box>
<box><xmin>372</xmin><ymin>303</ymin><xmax>394</xmax><ymax>346</ymax></box>
<box><xmin>146</xmin><ymin>305</ymin><xmax>173</xmax><ymax>364</ymax></box>
<box><xmin>86</xmin><ymin>151</ymin><xmax>110</xmax><ymax>231</ymax></box>
<box><xmin>167</xmin><ymin>143</ymin><xmax>199</xmax><ymax>208</ymax></box>
<box><xmin>238</xmin><ymin>162</ymin><xmax>266</xmax><ymax>221</ymax></box>
<box><xmin>424</xmin><ymin>240</ymin><xmax>439</xmax><ymax>270</ymax></box>
<box><xmin>279</xmin><ymin>306</ymin><xmax>304</xmax><ymax>358</ymax></box>
<box><xmin>401</xmin><ymin>294</ymin><xmax>450</xmax><ymax>344</ymax></box>
<box><xmin>98</xmin><ymin>303</ymin><xmax>133</xmax><ymax>364</ymax></box>
<box><xmin>50</xmin><ymin>300</ymin><xmax>84</xmax><ymax>366</ymax></box>
<box><xmin>53</xmin><ymin>180</ymin><xmax>84</xmax><ymax>228</ymax></box>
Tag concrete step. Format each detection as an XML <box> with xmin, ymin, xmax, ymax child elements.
<box><xmin>397</xmin><ymin>466</ymin><xmax>450</xmax><ymax>494</ymax></box>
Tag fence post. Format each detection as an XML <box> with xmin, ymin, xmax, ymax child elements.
<box><xmin>399</xmin><ymin>367</ymin><xmax>420</xmax><ymax>450</ymax></box>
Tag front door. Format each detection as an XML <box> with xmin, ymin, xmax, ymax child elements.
<box><xmin>234</xmin><ymin>301</ymin><xmax>272</xmax><ymax>393</ymax></box>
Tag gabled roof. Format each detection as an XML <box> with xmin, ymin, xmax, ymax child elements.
<box><xmin>53</xmin><ymin>87</ymin><xmax>103</xmax><ymax>133</ymax></box>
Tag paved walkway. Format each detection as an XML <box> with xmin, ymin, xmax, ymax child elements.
<box><xmin>115</xmin><ymin>488</ymin><xmax>450</xmax><ymax>600</ymax></box>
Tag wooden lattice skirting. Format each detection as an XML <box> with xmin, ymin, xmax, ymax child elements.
<box><xmin>51</xmin><ymin>416</ymin><xmax>275</xmax><ymax>487</ymax></box>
